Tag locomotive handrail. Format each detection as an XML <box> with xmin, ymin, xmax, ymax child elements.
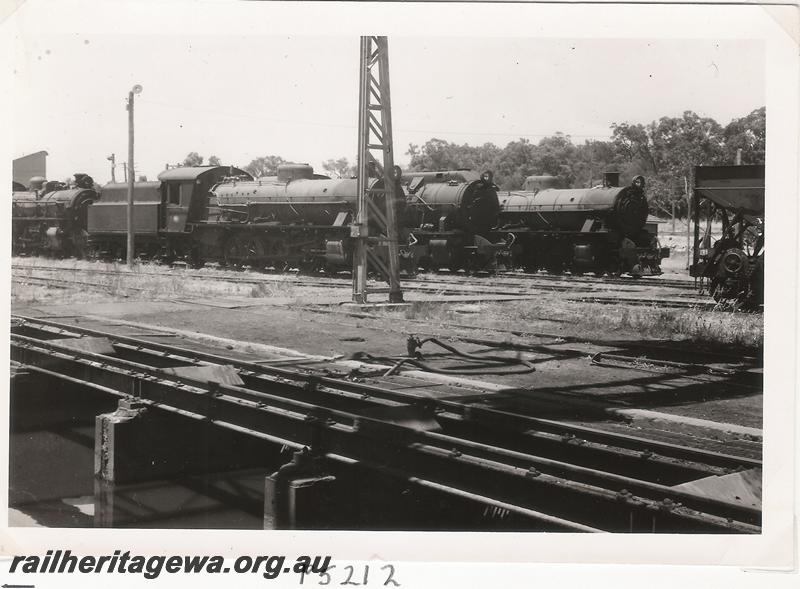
<box><xmin>216</xmin><ymin>207</ymin><xmax>249</xmax><ymax>216</ymax></box>
<box><xmin>410</xmin><ymin>192</ymin><xmax>435</xmax><ymax>211</ymax></box>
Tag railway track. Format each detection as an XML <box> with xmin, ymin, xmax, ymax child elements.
<box><xmin>498</xmin><ymin>270</ymin><xmax>694</xmax><ymax>289</ymax></box>
<box><xmin>10</xmin><ymin>314</ymin><xmax>762</xmax><ymax>533</ymax></box>
<box><xmin>11</xmin><ymin>274</ymin><xmax>143</xmax><ymax>296</ymax></box>
<box><xmin>12</xmin><ymin>257</ymin><xmax>695</xmax><ymax>289</ymax></box>
<box><xmin>12</xmin><ymin>261</ymin><xmax>695</xmax><ymax>292</ymax></box>
<box><xmin>10</xmin><ymin>263</ymin><xmax>597</xmax><ymax>296</ymax></box>
<box><xmin>12</xmin><ymin>263</ymin><xmax>712</xmax><ymax>309</ymax></box>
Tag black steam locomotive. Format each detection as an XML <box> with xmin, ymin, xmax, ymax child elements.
<box><xmin>496</xmin><ymin>173</ymin><xmax>667</xmax><ymax>276</ymax></box>
<box><xmin>11</xmin><ymin>174</ymin><xmax>99</xmax><ymax>257</ymax></box>
<box><xmin>85</xmin><ymin>163</ymin><xmax>403</xmax><ymax>271</ymax></box>
<box><xmin>400</xmin><ymin>170</ymin><xmax>667</xmax><ymax>276</ymax></box>
<box><xmin>400</xmin><ymin>169</ymin><xmax>501</xmax><ymax>272</ymax></box>
<box><xmin>11</xmin><ymin>163</ymin><xmax>667</xmax><ymax>278</ymax></box>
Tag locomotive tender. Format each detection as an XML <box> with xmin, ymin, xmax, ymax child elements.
<box><xmin>88</xmin><ymin>166</ymin><xmax>251</xmax><ymax>265</ymax></box>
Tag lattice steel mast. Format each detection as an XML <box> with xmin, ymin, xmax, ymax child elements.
<box><xmin>352</xmin><ymin>36</ymin><xmax>404</xmax><ymax>304</ymax></box>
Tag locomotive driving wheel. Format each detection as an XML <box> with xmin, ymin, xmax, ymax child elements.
<box><xmin>248</xmin><ymin>237</ymin><xmax>268</xmax><ymax>270</ymax></box>
<box><xmin>223</xmin><ymin>234</ymin><xmax>265</xmax><ymax>269</ymax></box>
<box><xmin>222</xmin><ymin>235</ymin><xmax>247</xmax><ymax>270</ymax></box>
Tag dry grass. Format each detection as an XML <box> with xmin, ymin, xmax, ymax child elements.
<box><xmin>11</xmin><ymin>256</ymin><xmax>763</xmax><ymax>349</ymax></box>
<box><xmin>561</xmin><ymin>303</ymin><xmax>762</xmax><ymax>348</ymax></box>
<box><xmin>10</xmin><ymin>257</ymin><xmax>313</xmax><ymax>305</ymax></box>
<box><xmin>383</xmin><ymin>295</ymin><xmax>763</xmax><ymax>349</ymax></box>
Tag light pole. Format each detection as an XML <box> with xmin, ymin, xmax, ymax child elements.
<box><xmin>108</xmin><ymin>153</ymin><xmax>116</xmax><ymax>183</ymax></box>
<box><xmin>126</xmin><ymin>84</ymin><xmax>143</xmax><ymax>267</ymax></box>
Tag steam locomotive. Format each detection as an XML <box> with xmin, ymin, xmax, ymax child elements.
<box><xmin>496</xmin><ymin>172</ymin><xmax>667</xmax><ymax>276</ymax></box>
<box><xmin>400</xmin><ymin>169</ymin><xmax>501</xmax><ymax>272</ymax></box>
<box><xmin>11</xmin><ymin>174</ymin><xmax>99</xmax><ymax>257</ymax></box>
<box><xmin>11</xmin><ymin>163</ymin><xmax>667</xmax><ymax>278</ymax></box>
<box><xmin>85</xmin><ymin>163</ymin><xmax>403</xmax><ymax>271</ymax></box>
<box><xmin>399</xmin><ymin>170</ymin><xmax>667</xmax><ymax>276</ymax></box>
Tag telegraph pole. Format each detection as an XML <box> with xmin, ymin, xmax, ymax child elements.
<box><xmin>108</xmin><ymin>153</ymin><xmax>116</xmax><ymax>183</ymax></box>
<box><xmin>126</xmin><ymin>85</ymin><xmax>142</xmax><ymax>267</ymax></box>
<box><xmin>352</xmin><ymin>36</ymin><xmax>403</xmax><ymax>304</ymax></box>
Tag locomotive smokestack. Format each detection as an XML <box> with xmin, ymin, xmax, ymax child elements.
<box><xmin>603</xmin><ymin>172</ymin><xmax>620</xmax><ymax>188</ymax></box>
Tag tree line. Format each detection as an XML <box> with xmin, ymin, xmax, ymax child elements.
<box><xmin>405</xmin><ymin>107</ymin><xmax>764</xmax><ymax>217</ymax></box>
<box><xmin>178</xmin><ymin>106</ymin><xmax>764</xmax><ymax>218</ymax></box>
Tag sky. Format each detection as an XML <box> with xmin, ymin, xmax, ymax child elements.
<box><xmin>8</xmin><ymin>2</ymin><xmax>767</xmax><ymax>185</ymax></box>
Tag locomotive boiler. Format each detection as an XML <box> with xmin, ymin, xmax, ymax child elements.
<box><xmin>12</xmin><ymin>174</ymin><xmax>99</xmax><ymax>257</ymax></box>
<box><xmin>401</xmin><ymin>170</ymin><xmax>501</xmax><ymax>271</ymax></box>
<box><xmin>208</xmin><ymin>163</ymin><xmax>404</xmax><ymax>270</ymax></box>
<box><xmin>496</xmin><ymin>173</ymin><xmax>667</xmax><ymax>276</ymax></box>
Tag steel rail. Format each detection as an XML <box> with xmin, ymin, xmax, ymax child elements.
<box><xmin>106</xmin><ymin>341</ymin><xmax>746</xmax><ymax>483</ymax></box>
<box><xmin>12</xmin><ymin>314</ymin><xmax>760</xmax><ymax>471</ymax></box>
<box><xmin>567</xmin><ymin>296</ymin><xmax>719</xmax><ymax>311</ymax></box>
<box><xmin>11</xmin><ymin>263</ymin><xmax>678</xmax><ymax>297</ymax></box>
<box><xmin>8</xmin><ymin>333</ymin><xmax>651</xmax><ymax>531</ymax></box>
<box><xmin>11</xmin><ymin>264</ymin><xmax>579</xmax><ymax>298</ymax></box>
<box><xmin>11</xmin><ymin>319</ymin><xmax>761</xmax><ymax>532</ymax></box>
<box><xmin>10</xmin><ymin>333</ymin><xmax>759</xmax><ymax>533</ymax></box>
<box><xmin>12</xmin><ymin>260</ymin><xmax>695</xmax><ymax>290</ymax></box>
<box><xmin>12</xmin><ymin>274</ymin><xmax>141</xmax><ymax>296</ymax></box>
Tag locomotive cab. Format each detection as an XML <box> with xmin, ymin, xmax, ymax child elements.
<box><xmin>157</xmin><ymin>166</ymin><xmax>252</xmax><ymax>233</ymax></box>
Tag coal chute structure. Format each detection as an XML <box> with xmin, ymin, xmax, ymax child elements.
<box><xmin>690</xmin><ymin>164</ymin><xmax>764</xmax><ymax>308</ymax></box>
